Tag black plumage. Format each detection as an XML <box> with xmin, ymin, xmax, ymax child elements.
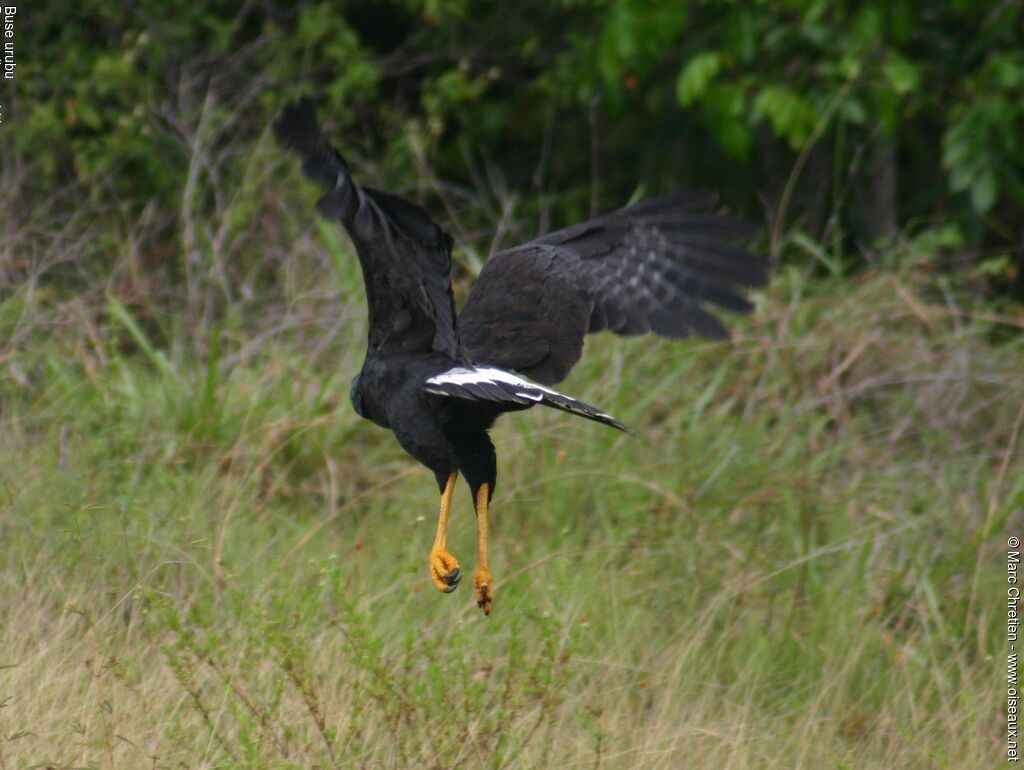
<box><xmin>274</xmin><ymin>98</ymin><xmax>769</xmax><ymax>614</ymax></box>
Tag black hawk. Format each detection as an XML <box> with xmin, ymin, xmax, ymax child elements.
<box><xmin>274</xmin><ymin>98</ymin><xmax>768</xmax><ymax>614</ymax></box>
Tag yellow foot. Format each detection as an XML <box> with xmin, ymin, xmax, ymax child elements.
<box><xmin>474</xmin><ymin>567</ymin><xmax>494</xmax><ymax>615</ymax></box>
<box><xmin>429</xmin><ymin>548</ymin><xmax>461</xmax><ymax>593</ymax></box>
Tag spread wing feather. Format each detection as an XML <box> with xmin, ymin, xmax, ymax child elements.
<box><xmin>459</xmin><ymin>193</ymin><xmax>768</xmax><ymax>385</ymax></box>
<box><xmin>274</xmin><ymin>98</ymin><xmax>460</xmax><ymax>359</ymax></box>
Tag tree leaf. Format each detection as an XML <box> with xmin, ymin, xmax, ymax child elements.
<box><xmin>753</xmin><ymin>86</ymin><xmax>816</xmax><ymax>149</ymax></box>
<box><xmin>883</xmin><ymin>54</ymin><xmax>920</xmax><ymax>95</ymax></box>
<box><xmin>970</xmin><ymin>169</ymin><xmax>997</xmax><ymax>213</ymax></box>
<box><xmin>676</xmin><ymin>52</ymin><xmax>722</xmax><ymax>107</ymax></box>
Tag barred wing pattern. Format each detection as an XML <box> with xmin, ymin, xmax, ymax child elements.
<box><xmin>458</xmin><ymin>192</ymin><xmax>769</xmax><ymax>385</ymax></box>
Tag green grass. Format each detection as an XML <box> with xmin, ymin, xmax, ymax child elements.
<box><xmin>0</xmin><ymin>258</ymin><xmax>1018</xmax><ymax>768</ymax></box>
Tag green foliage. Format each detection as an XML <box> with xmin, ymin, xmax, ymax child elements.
<box><xmin>651</xmin><ymin>0</ymin><xmax>1022</xmax><ymax>235</ymax></box>
<box><xmin>675</xmin><ymin>52</ymin><xmax>721</xmax><ymax>108</ymax></box>
<box><xmin>8</xmin><ymin>0</ymin><xmax>1022</xmax><ymax>302</ymax></box>
<box><xmin>942</xmin><ymin>51</ymin><xmax>1024</xmax><ymax>215</ymax></box>
<box><xmin>752</xmin><ymin>86</ymin><xmax>817</xmax><ymax>151</ymax></box>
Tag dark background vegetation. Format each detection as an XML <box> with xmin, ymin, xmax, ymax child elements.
<box><xmin>5</xmin><ymin>0</ymin><xmax>1024</xmax><ymax>314</ymax></box>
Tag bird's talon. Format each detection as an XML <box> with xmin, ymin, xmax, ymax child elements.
<box><xmin>474</xmin><ymin>569</ymin><xmax>493</xmax><ymax>615</ymax></box>
<box><xmin>441</xmin><ymin>567</ymin><xmax>461</xmax><ymax>591</ymax></box>
<box><xmin>429</xmin><ymin>548</ymin><xmax>461</xmax><ymax>594</ymax></box>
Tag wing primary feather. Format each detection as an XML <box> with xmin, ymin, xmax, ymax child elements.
<box><xmin>460</xmin><ymin>190</ymin><xmax>770</xmax><ymax>384</ymax></box>
<box><xmin>273</xmin><ymin>97</ymin><xmax>349</xmax><ymax>190</ymax></box>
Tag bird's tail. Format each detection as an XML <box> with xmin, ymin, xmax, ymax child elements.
<box><xmin>532</xmin><ymin>386</ymin><xmax>631</xmax><ymax>433</ymax></box>
<box><xmin>273</xmin><ymin>97</ymin><xmax>353</xmax><ymax>218</ymax></box>
<box><xmin>424</xmin><ymin>365</ymin><xmax>631</xmax><ymax>433</ymax></box>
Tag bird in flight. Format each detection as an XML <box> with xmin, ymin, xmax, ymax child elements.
<box><xmin>274</xmin><ymin>98</ymin><xmax>768</xmax><ymax>615</ymax></box>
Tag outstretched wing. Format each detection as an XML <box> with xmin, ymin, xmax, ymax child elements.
<box><xmin>274</xmin><ymin>98</ymin><xmax>460</xmax><ymax>359</ymax></box>
<box><xmin>458</xmin><ymin>192</ymin><xmax>768</xmax><ymax>385</ymax></box>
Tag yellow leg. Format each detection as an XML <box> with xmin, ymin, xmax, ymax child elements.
<box><xmin>428</xmin><ymin>471</ymin><xmax>461</xmax><ymax>593</ymax></box>
<box><xmin>473</xmin><ymin>482</ymin><xmax>494</xmax><ymax>615</ymax></box>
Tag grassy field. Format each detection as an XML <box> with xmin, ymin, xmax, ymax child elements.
<box><xmin>1</xmin><ymin>212</ymin><xmax>1019</xmax><ymax>768</ymax></box>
